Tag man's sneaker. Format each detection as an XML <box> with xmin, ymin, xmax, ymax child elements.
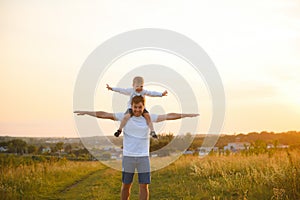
<box><xmin>150</xmin><ymin>131</ymin><xmax>158</xmax><ymax>139</ymax></box>
<box><xmin>114</xmin><ymin>130</ymin><xmax>122</xmax><ymax>137</ymax></box>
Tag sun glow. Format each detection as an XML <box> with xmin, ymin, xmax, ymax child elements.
<box><xmin>280</xmin><ymin>81</ymin><xmax>300</xmax><ymax>110</ymax></box>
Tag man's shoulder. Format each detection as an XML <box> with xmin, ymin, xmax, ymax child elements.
<box><xmin>150</xmin><ymin>114</ymin><xmax>158</xmax><ymax>122</ymax></box>
<box><xmin>132</xmin><ymin>114</ymin><xmax>158</xmax><ymax>121</ymax></box>
<box><xmin>114</xmin><ymin>112</ymin><xmax>125</xmax><ymax>121</ymax></box>
<box><xmin>115</xmin><ymin>113</ymin><xmax>158</xmax><ymax>122</ymax></box>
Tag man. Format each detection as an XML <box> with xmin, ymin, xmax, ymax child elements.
<box><xmin>74</xmin><ymin>96</ymin><xmax>199</xmax><ymax>200</ymax></box>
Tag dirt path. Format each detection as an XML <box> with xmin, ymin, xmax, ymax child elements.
<box><xmin>58</xmin><ymin>168</ymin><xmax>107</xmax><ymax>194</ymax></box>
<box><xmin>46</xmin><ymin>167</ymin><xmax>121</xmax><ymax>200</ymax></box>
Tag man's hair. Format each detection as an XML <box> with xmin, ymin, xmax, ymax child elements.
<box><xmin>132</xmin><ymin>76</ymin><xmax>144</xmax><ymax>85</ymax></box>
<box><xmin>131</xmin><ymin>95</ymin><xmax>145</xmax><ymax>105</ymax></box>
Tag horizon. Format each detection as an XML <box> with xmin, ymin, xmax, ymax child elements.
<box><xmin>1</xmin><ymin>130</ymin><xmax>299</xmax><ymax>139</ymax></box>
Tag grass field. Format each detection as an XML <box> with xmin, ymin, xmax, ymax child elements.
<box><xmin>1</xmin><ymin>150</ymin><xmax>299</xmax><ymax>199</ymax></box>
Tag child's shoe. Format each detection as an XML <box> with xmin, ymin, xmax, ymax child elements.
<box><xmin>114</xmin><ymin>130</ymin><xmax>122</xmax><ymax>137</ymax></box>
<box><xmin>150</xmin><ymin>131</ymin><xmax>158</xmax><ymax>139</ymax></box>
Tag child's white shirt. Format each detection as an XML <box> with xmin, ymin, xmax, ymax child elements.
<box><xmin>111</xmin><ymin>87</ymin><xmax>163</xmax><ymax>108</ymax></box>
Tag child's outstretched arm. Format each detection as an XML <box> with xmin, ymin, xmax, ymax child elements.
<box><xmin>143</xmin><ymin>89</ymin><xmax>168</xmax><ymax>97</ymax></box>
<box><xmin>106</xmin><ymin>84</ymin><xmax>133</xmax><ymax>96</ymax></box>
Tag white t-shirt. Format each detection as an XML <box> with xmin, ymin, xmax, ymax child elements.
<box><xmin>111</xmin><ymin>87</ymin><xmax>163</xmax><ymax>108</ymax></box>
<box><xmin>114</xmin><ymin>113</ymin><xmax>158</xmax><ymax>157</ymax></box>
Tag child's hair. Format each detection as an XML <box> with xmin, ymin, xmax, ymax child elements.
<box><xmin>131</xmin><ymin>95</ymin><xmax>145</xmax><ymax>105</ymax></box>
<box><xmin>132</xmin><ymin>76</ymin><xmax>144</xmax><ymax>85</ymax></box>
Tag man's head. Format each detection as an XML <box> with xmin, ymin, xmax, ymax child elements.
<box><xmin>131</xmin><ymin>96</ymin><xmax>145</xmax><ymax>117</ymax></box>
<box><xmin>132</xmin><ymin>76</ymin><xmax>144</xmax><ymax>93</ymax></box>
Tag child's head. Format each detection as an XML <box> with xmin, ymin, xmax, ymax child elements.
<box><xmin>132</xmin><ymin>76</ymin><xmax>144</xmax><ymax>93</ymax></box>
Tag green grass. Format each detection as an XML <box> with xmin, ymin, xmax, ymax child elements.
<box><xmin>1</xmin><ymin>150</ymin><xmax>299</xmax><ymax>199</ymax></box>
<box><xmin>150</xmin><ymin>150</ymin><xmax>300</xmax><ymax>200</ymax></box>
<box><xmin>0</xmin><ymin>155</ymin><xmax>105</xmax><ymax>199</ymax></box>
<box><xmin>51</xmin><ymin>168</ymin><xmax>121</xmax><ymax>200</ymax></box>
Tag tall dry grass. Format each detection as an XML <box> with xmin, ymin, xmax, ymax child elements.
<box><xmin>1</xmin><ymin>150</ymin><xmax>299</xmax><ymax>199</ymax></box>
<box><xmin>151</xmin><ymin>150</ymin><xmax>300</xmax><ymax>199</ymax></box>
<box><xmin>0</xmin><ymin>155</ymin><xmax>104</xmax><ymax>199</ymax></box>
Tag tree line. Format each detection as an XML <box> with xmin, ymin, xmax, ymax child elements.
<box><xmin>0</xmin><ymin>139</ymin><xmax>91</xmax><ymax>160</ymax></box>
<box><xmin>1</xmin><ymin>131</ymin><xmax>299</xmax><ymax>158</ymax></box>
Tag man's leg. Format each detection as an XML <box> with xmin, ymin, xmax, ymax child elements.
<box><xmin>121</xmin><ymin>183</ymin><xmax>132</xmax><ymax>200</ymax></box>
<box><xmin>139</xmin><ymin>184</ymin><xmax>149</xmax><ymax>200</ymax></box>
<box><xmin>122</xmin><ymin>156</ymin><xmax>135</xmax><ymax>200</ymax></box>
<box><xmin>137</xmin><ymin>157</ymin><xmax>150</xmax><ymax>200</ymax></box>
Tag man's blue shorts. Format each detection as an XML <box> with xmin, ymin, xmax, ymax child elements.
<box><xmin>122</xmin><ymin>156</ymin><xmax>150</xmax><ymax>184</ymax></box>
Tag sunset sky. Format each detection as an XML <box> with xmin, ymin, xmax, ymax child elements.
<box><xmin>1</xmin><ymin>0</ymin><xmax>300</xmax><ymax>137</ymax></box>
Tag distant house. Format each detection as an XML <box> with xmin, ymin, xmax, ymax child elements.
<box><xmin>183</xmin><ymin>150</ymin><xmax>194</xmax><ymax>155</ymax></box>
<box><xmin>103</xmin><ymin>146</ymin><xmax>113</xmax><ymax>151</ymax></box>
<box><xmin>42</xmin><ymin>147</ymin><xmax>51</xmax><ymax>154</ymax></box>
<box><xmin>102</xmin><ymin>146</ymin><xmax>122</xmax><ymax>152</ymax></box>
<box><xmin>277</xmin><ymin>144</ymin><xmax>289</xmax><ymax>149</ymax></box>
<box><xmin>198</xmin><ymin>147</ymin><xmax>219</xmax><ymax>156</ymax></box>
<box><xmin>0</xmin><ymin>147</ymin><xmax>7</xmax><ymax>152</ymax></box>
<box><xmin>224</xmin><ymin>142</ymin><xmax>250</xmax><ymax>152</ymax></box>
<box><xmin>267</xmin><ymin>144</ymin><xmax>289</xmax><ymax>149</ymax></box>
<box><xmin>110</xmin><ymin>152</ymin><xmax>122</xmax><ymax>160</ymax></box>
<box><xmin>151</xmin><ymin>153</ymin><xmax>158</xmax><ymax>158</ymax></box>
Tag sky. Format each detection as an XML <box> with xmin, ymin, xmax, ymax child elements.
<box><xmin>0</xmin><ymin>0</ymin><xmax>300</xmax><ymax>138</ymax></box>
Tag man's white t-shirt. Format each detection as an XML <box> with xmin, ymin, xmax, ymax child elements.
<box><xmin>114</xmin><ymin>113</ymin><xmax>158</xmax><ymax>157</ymax></box>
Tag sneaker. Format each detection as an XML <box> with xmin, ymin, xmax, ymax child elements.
<box><xmin>114</xmin><ymin>130</ymin><xmax>122</xmax><ymax>137</ymax></box>
<box><xmin>150</xmin><ymin>131</ymin><xmax>158</xmax><ymax>139</ymax></box>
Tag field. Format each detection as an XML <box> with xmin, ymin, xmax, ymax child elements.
<box><xmin>1</xmin><ymin>150</ymin><xmax>299</xmax><ymax>200</ymax></box>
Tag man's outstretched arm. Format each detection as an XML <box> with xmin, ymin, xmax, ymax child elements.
<box><xmin>156</xmin><ymin>113</ymin><xmax>199</xmax><ymax>122</ymax></box>
<box><xmin>74</xmin><ymin>111</ymin><xmax>116</xmax><ymax>120</ymax></box>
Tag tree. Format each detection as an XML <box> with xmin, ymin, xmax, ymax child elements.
<box><xmin>251</xmin><ymin>140</ymin><xmax>267</xmax><ymax>155</ymax></box>
<box><xmin>38</xmin><ymin>145</ymin><xmax>46</xmax><ymax>154</ymax></box>
<box><xmin>64</xmin><ymin>144</ymin><xmax>72</xmax><ymax>154</ymax></box>
<box><xmin>7</xmin><ymin>139</ymin><xmax>27</xmax><ymax>155</ymax></box>
<box><xmin>27</xmin><ymin>145</ymin><xmax>37</xmax><ymax>154</ymax></box>
<box><xmin>273</xmin><ymin>140</ymin><xmax>279</xmax><ymax>149</ymax></box>
<box><xmin>55</xmin><ymin>142</ymin><xmax>64</xmax><ymax>153</ymax></box>
<box><xmin>101</xmin><ymin>152</ymin><xmax>111</xmax><ymax>160</ymax></box>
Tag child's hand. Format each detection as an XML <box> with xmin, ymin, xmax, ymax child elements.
<box><xmin>74</xmin><ymin>111</ymin><xmax>86</xmax><ymax>115</ymax></box>
<box><xmin>162</xmin><ymin>90</ymin><xmax>168</xmax><ymax>96</ymax></box>
<box><xmin>106</xmin><ymin>84</ymin><xmax>112</xmax><ymax>90</ymax></box>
